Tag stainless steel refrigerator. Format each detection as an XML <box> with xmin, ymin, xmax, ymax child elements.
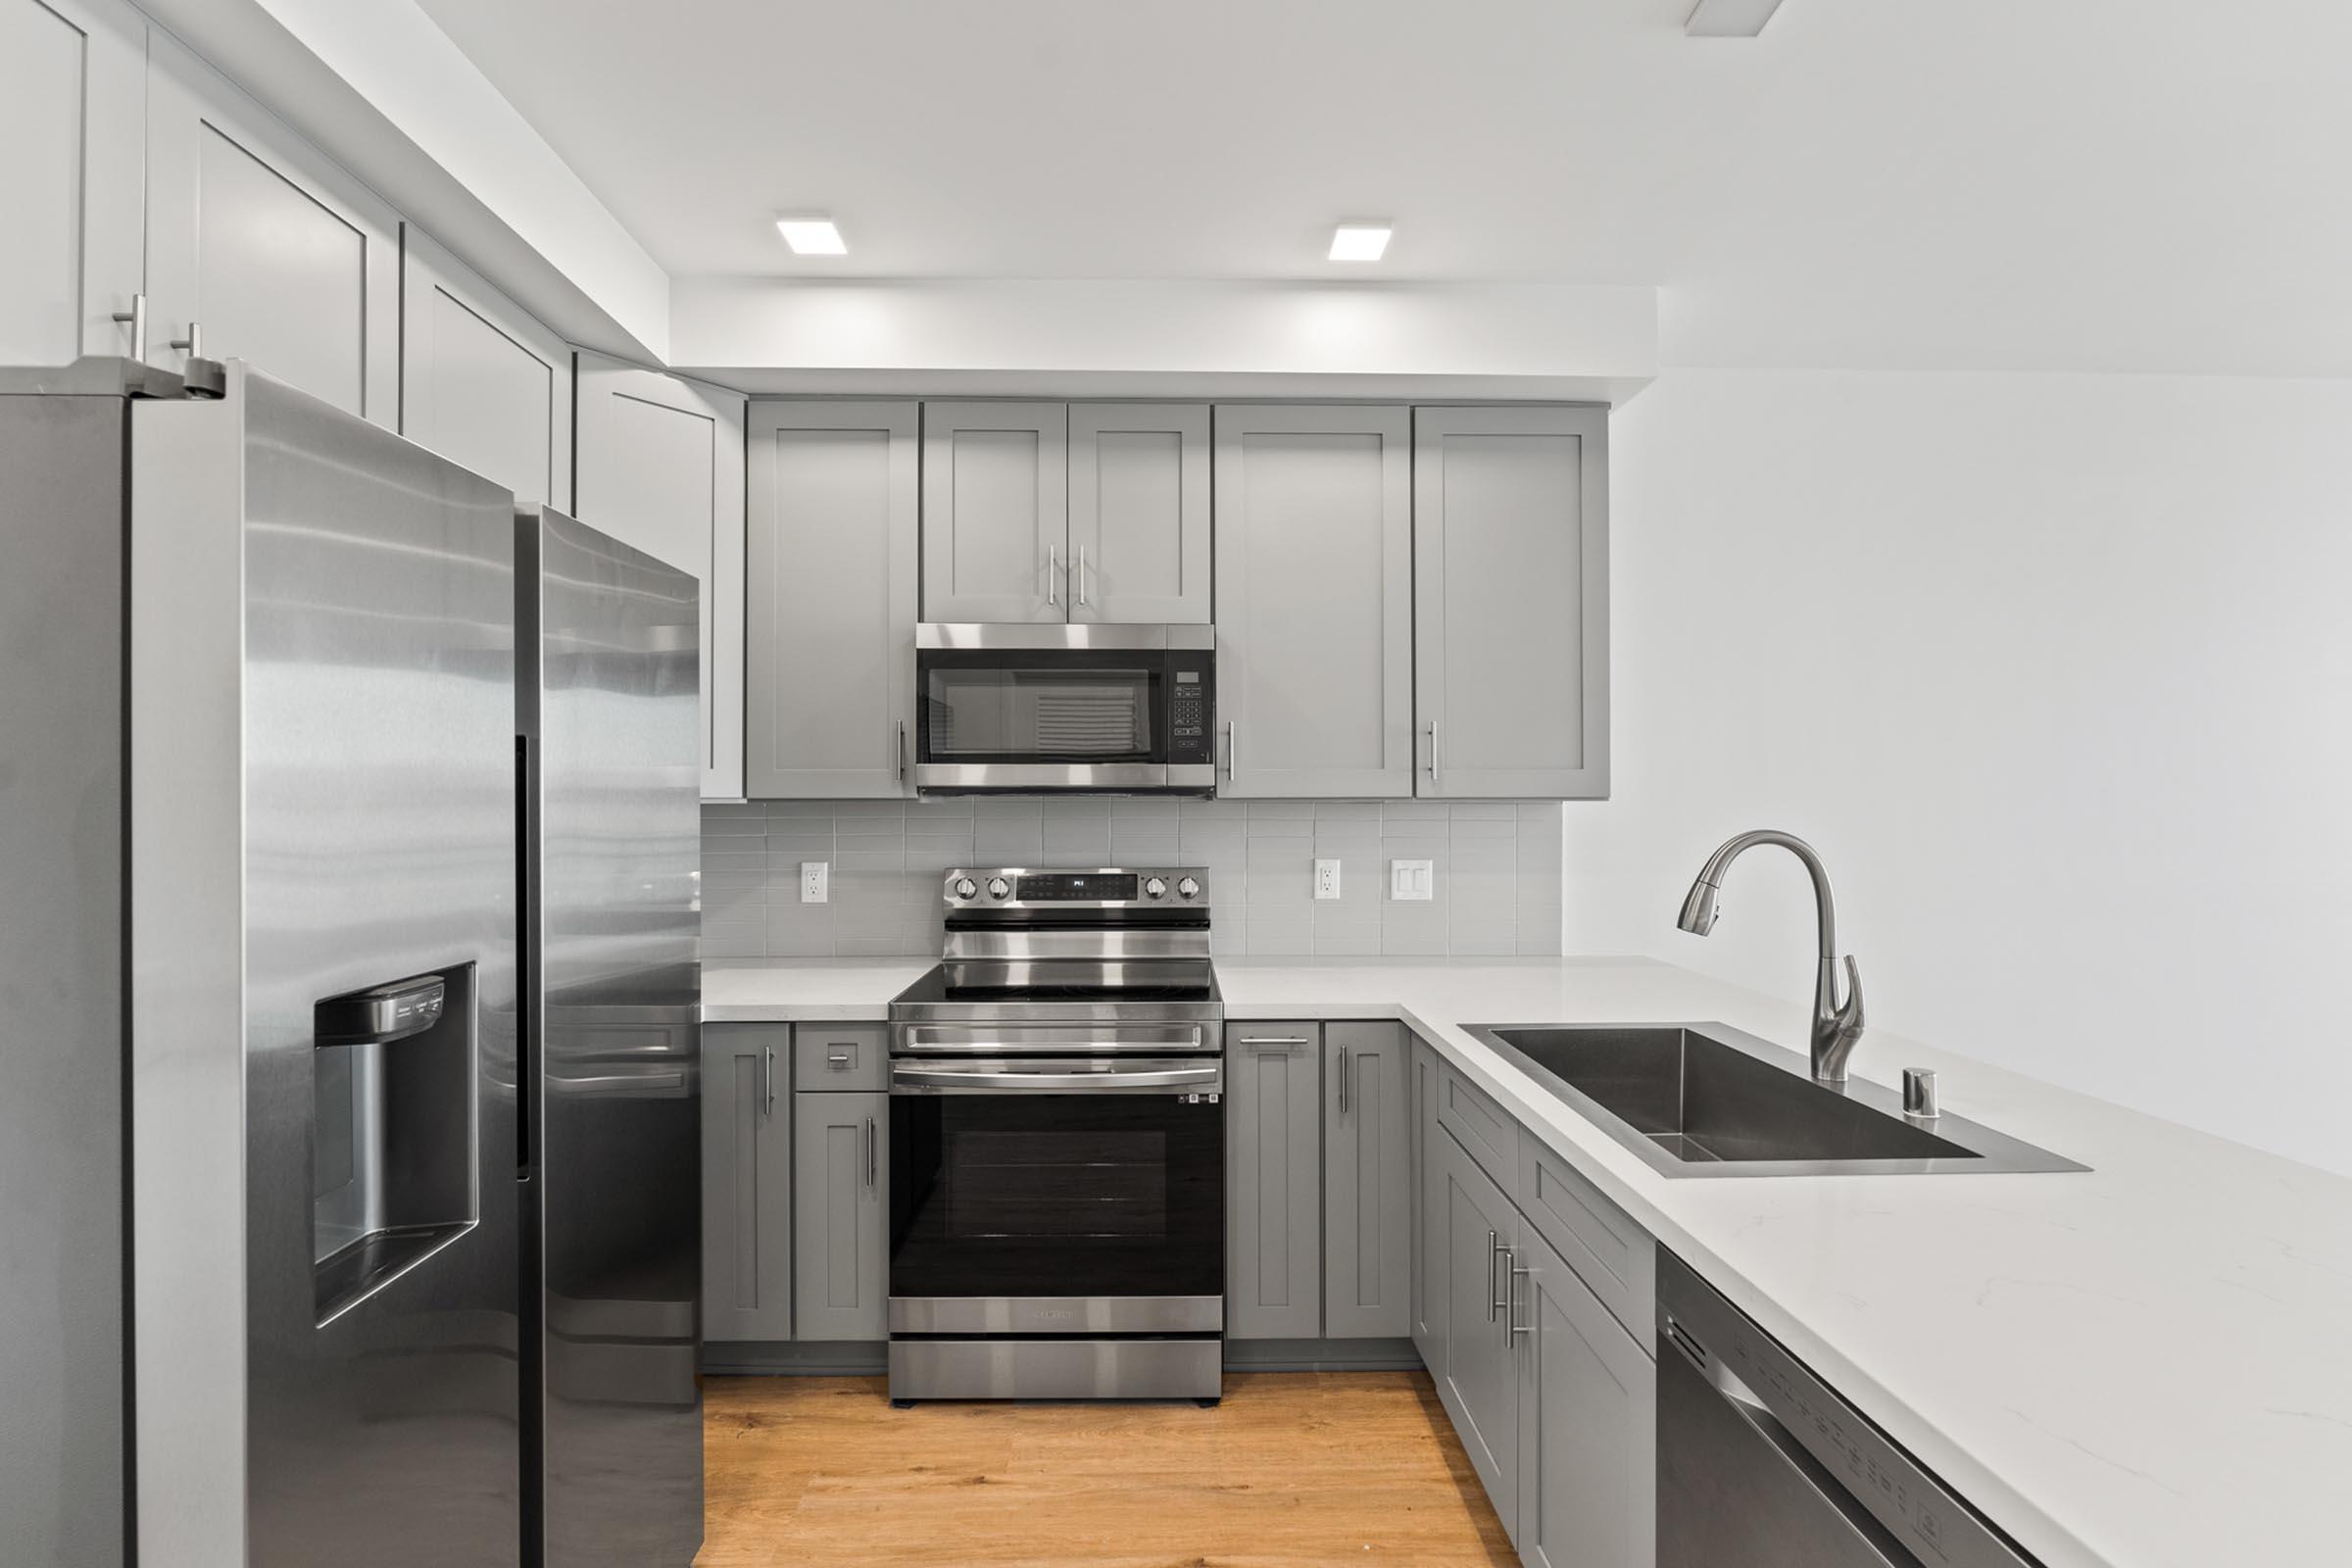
<box><xmin>516</xmin><ymin>503</ymin><xmax>704</xmax><ymax>1567</ymax></box>
<box><xmin>1</xmin><ymin>360</ymin><xmax>704</xmax><ymax>1566</ymax></box>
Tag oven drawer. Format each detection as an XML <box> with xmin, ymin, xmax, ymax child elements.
<box><xmin>888</xmin><ymin>1337</ymin><xmax>1221</xmax><ymax>1401</ymax></box>
<box><xmin>794</xmin><ymin>1023</ymin><xmax>888</xmax><ymax>1092</ymax></box>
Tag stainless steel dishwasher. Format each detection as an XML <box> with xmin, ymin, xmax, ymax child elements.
<box><xmin>1656</xmin><ymin>1251</ymin><xmax>2040</xmax><ymax>1568</ymax></box>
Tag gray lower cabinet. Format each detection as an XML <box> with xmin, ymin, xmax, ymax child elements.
<box><xmin>1434</xmin><ymin>1125</ymin><xmax>1524</xmax><ymax>1539</ymax></box>
<box><xmin>1514</xmin><ymin>1222</ymin><xmax>1656</xmax><ymax>1568</ymax></box>
<box><xmin>1212</xmin><ymin>405</ymin><xmax>1414</xmax><ymax>798</ymax></box>
<box><xmin>744</xmin><ymin>401</ymin><xmax>917</xmax><ymax>798</ymax></box>
<box><xmin>1324</xmin><ymin>1022</ymin><xmax>1411</xmax><ymax>1340</ymax></box>
<box><xmin>793</xmin><ymin>1089</ymin><xmax>889</xmax><ymax>1341</ymax></box>
<box><xmin>701</xmin><ymin>1026</ymin><xmax>792</xmax><ymax>1342</ymax></box>
<box><xmin>1411</xmin><ymin>1036</ymin><xmax>1443</xmax><ymax>1360</ymax></box>
<box><xmin>1412</xmin><ymin>406</ymin><xmax>1610</xmax><ymax>799</ymax></box>
<box><xmin>1225</xmin><ymin>1023</ymin><xmax>1322</xmax><ymax>1339</ymax></box>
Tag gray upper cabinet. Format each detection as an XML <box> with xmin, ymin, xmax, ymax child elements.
<box><xmin>701</xmin><ymin>1026</ymin><xmax>792</xmax><ymax>1343</ymax></box>
<box><xmin>143</xmin><ymin>30</ymin><xmax>399</xmax><ymax>423</ymax></box>
<box><xmin>1068</xmin><ymin>403</ymin><xmax>1210</xmax><ymax>624</ymax></box>
<box><xmin>574</xmin><ymin>352</ymin><xmax>748</xmax><ymax>800</ymax></box>
<box><xmin>1435</xmin><ymin>1124</ymin><xmax>1522</xmax><ymax>1538</ymax></box>
<box><xmin>1324</xmin><ymin>1022</ymin><xmax>1410</xmax><ymax>1340</ymax></box>
<box><xmin>1213</xmin><ymin>405</ymin><xmax>1414</xmax><ymax>798</ymax></box>
<box><xmin>745</xmin><ymin>402</ymin><xmax>917</xmax><ymax>799</ymax></box>
<box><xmin>397</xmin><ymin>225</ymin><xmax>570</xmax><ymax>510</ymax></box>
<box><xmin>1</xmin><ymin>0</ymin><xmax>145</xmax><ymax>368</ymax></box>
<box><xmin>921</xmin><ymin>401</ymin><xmax>1068</xmax><ymax>623</ymax></box>
<box><xmin>792</xmin><ymin>1089</ymin><xmax>888</xmax><ymax>1341</ymax></box>
<box><xmin>1514</xmin><ymin>1221</ymin><xmax>1656</xmax><ymax>1568</ymax></box>
<box><xmin>1413</xmin><ymin>406</ymin><xmax>1609</xmax><ymax>799</ymax></box>
<box><xmin>1225</xmin><ymin>1023</ymin><xmax>1322</xmax><ymax>1340</ymax></box>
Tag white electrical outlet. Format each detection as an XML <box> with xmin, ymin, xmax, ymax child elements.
<box><xmin>801</xmin><ymin>860</ymin><xmax>829</xmax><ymax>903</ymax></box>
<box><xmin>1314</xmin><ymin>858</ymin><xmax>1343</xmax><ymax>900</ymax></box>
<box><xmin>1389</xmin><ymin>858</ymin><xmax>1435</xmax><ymax>901</ymax></box>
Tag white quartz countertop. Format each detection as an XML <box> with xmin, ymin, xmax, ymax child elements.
<box><xmin>700</xmin><ymin>955</ymin><xmax>2352</xmax><ymax>1568</ymax></box>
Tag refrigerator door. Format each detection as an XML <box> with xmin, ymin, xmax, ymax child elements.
<box><xmin>519</xmin><ymin>506</ymin><xmax>704</xmax><ymax>1566</ymax></box>
<box><xmin>130</xmin><ymin>364</ymin><xmax>522</xmax><ymax>1567</ymax></box>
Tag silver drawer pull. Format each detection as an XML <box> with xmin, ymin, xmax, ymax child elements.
<box><xmin>1238</xmin><ymin>1036</ymin><xmax>1309</xmax><ymax>1050</ymax></box>
<box><xmin>827</xmin><ymin>1051</ymin><xmax>852</xmax><ymax>1065</ymax></box>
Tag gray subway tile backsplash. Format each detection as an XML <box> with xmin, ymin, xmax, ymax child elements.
<box><xmin>701</xmin><ymin>798</ymin><xmax>1568</xmax><ymax>960</ymax></box>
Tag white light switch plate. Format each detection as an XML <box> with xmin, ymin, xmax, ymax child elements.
<box><xmin>1314</xmin><ymin>858</ymin><xmax>1343</xmax><ymax>900</ymax></box>
<box><xmin>1390</xmin><ymin>858</ymin><xmax>1434</xmax><ymax>901</ymax></box>
<box><xmin>801</xmin><ymin>860</ymin><xmax>829</xmax><ymax>903</ymax></box>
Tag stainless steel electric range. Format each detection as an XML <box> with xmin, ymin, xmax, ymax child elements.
<box><xmin>885</xmin><ymin>867</ymin><xmax>1225</xmax><ymax>1404</ymax></box>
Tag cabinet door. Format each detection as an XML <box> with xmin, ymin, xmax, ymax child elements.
<box><xmin>1514</xmin><ymin>1224</ymin><xmax>1656</xmax><ymax>1568</ymax></box>
<box><xmin>398</xmin><ymin>225</ymin><xmax>570</xmax><ymax>509</ymax></box>
<box><xmin>1</xmin><ymin>0</ymin><xmax>145</xmax><ymax>367</ymax></box>
<box><xmin>1436</xmin><ymin>1128</ymin><xmax>1520</xmax><ymax>1538</ymax></box>
<box><xmin>793</xmin><ymin>1092</ymin><xmax>888</xmax><ymax>1341</ymax></box>
<box><xmin>744</xmin><ymin>402</ymin><xmax>917</xmax><ymax>798</ymax></box>
<box><xmin>143</xmin><ymin>30</ymin><xmax>399</xmax><ymax>422</ymax></box>
<box><xmin>1212</xmin><ymin>405</ymin><xmax>1412</xmax><ymax>798</ymax></box>
<box><xmin>921</xmin><ymin>401</ymin><xmax>1068</xmax><ymax>622</ymax></box>
<box><xmin>1324</xmin><ymin>1022</ymin><xmax>1410</xmax><ymax>1340</ymax></box>
<box><xmin>1413</xmin><ymin>406</ymin><xmax>1609</xmax><ymax>799</ymax></box>
<box><xmin>700</xmin><ymin>1027</ymin><xmax>792</xmax><ymax>1342</ymax></box>
<box><xmin>1225</xmin><ymin>1023</ymin><xmax>1322</xmax><ymax>1340</ymax></box>
<box><xmin>1410</xmin><ymin>1036</ymin><xmax>1443</xmax><ymax>1360</ymax></box>
<box><xmin>574</xmin><ymin>352</ymin><xmax>748</xmax><ymax>799</ymax></box>
<box><xmin>1068</xmin><ymin>403</ymin><xmax>1209</xmax><ymax>624</ymax></box>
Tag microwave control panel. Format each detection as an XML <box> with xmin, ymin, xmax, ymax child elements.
<box><xmin>1166</xmin><ymin>655</ymin><xmax>1213</xmax><ymax>765</ymax></box>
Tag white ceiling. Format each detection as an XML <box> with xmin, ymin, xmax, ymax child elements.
<box><xmin>416</xmin><ymin>0</ymin><xmax>2352</xmax><ymax>374</ymax></box>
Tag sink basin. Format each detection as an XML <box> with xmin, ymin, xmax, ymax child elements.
<box><xmin>1462</xmin><ymin>1022</ymin><xmax>2083</xmax><ymax>1178</ymax></box>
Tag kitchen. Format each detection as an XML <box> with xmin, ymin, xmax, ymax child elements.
<box><xmin>5</xmin><ymin>2</ymin><xmax>2349</xmax><ymax>1567</ymax></box>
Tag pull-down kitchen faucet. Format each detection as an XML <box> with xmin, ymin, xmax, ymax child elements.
<box><xmin>1676</xmin><ymin>830</ymin><xmax>1866</xmax><ymax>1083</ymax></box>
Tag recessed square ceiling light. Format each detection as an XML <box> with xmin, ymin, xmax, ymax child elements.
<box><xmin>1329</xmin><ymin>223</ymin><xmax>1392</xmax><ymax>263</ymax></box>
<box><xmin>776</xmin><ymin>218</ymin><xmax>847</xmax><ymax>255</ymax></box>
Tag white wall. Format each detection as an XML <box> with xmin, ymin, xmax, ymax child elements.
<box><xmin>1577</xmin><ymin>368</ymin><xmax>2352</xmax><ymax>1176</ymax></box>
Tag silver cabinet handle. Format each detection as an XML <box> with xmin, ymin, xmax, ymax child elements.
<box><xmin>864</xmin><ymin>1115</ymin><xmax>877</xmax><ymax>1187</ymax></box>
<box><xmin>1222</xmin><ymin>720</ymin><xmax>1236</xmax><ymax>781</ymax></box>
<box><xmin>1048</xmin><ymin>546</ymin><xmax>1061</xmax><ymax>608</ymax></box>
<box><xmin>1238</xmin><ymin>1036</ymin><xmax>1308</xmax><ymax>1051</ymax></box>
<box><xmin>828</xmin><ymin>1050</ymin><xmax>852</xmax><ymax>1066</ymax></box>
<box><xmin>1337</xmin><ymin>1046</ymin><xmax>1350</xmax><ymax>1113</ymax></box>
<box><xmin>1505</xmin><ymin>1250</ymin><xmax>1532</xmax><ymax>1346</ymax></box>
<box><xmin>761</xmin><ymin>1045</ymin><xmax>776</xmax><ymax>1117</ymax></box>
<box><xmin>170</xmin><ymin>320</ymin><xmax>204</xmax><ymax>359</ymax></box>
<box><xmin>897</xmin><ymin>719</ymin><xmax>907</xmax><ymax>784</ymax></box>
<box><xmin>1428</xmin><ymin>719</ymin><xmax>1441</xmax><ymax>785</ymax></box>
<box><xmin>1488</xmin><ymin>1230</ymin><xmax>1505</xmax><ymax>1321</ymax></box>
<box><xmin>1075</xmin><ymin>545</ymin><xmax>1089</xmax><ymax>607</ymax></box>
<box><xmin>111</xmin><ymin>294</ymin><xmax>147</xmax><ymax>361</ymax></box>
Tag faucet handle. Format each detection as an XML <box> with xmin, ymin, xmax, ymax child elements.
<box><xmin>1837</xmin><ymin>954</ymin><xmax>1864</xmax><ymax>1030</ymax></box>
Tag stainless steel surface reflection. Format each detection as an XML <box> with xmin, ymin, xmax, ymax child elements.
<box><xmin>233</xmin><ymin>368</ymin><xmax>522</xmax><ymax>1566</ymax></box>
<box><xmin>519</xmin><ymin>507</ymin><xmax>704</xmax><ymax>1567</ymax></box>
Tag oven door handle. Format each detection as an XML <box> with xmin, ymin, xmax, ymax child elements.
<box><xmin>891</xmin><ymin>1062</ymin><xmax>1223</xmax><ymax>1094</ymax></box>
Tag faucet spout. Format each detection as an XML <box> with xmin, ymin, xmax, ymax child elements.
<box><xmin>1675</xmin><ymin>830</ymin><xmax>1866</xmax><ymax>1083</ymax></box>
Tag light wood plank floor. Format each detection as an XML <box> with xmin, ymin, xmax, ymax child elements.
<box><xmin>698</xmin><ymin>1371</ymin><xmax>1515</xmax><ymax>1567</ymax></box>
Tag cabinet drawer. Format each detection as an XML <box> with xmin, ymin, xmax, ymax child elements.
<box><xmin>1437</xmin><ymin>1063</ymin><xmax>1518</xmax><ymax>1199</ymax></box>
<box><xmin>793</xmin><ymin>1023</ymin><xmax>889</xmax><ymax>1092</ymax></box>
<box><xmin>1517</xmin><ymin>1126</ymin><xmax>1653</xmax><ymax>1348</ymax></box>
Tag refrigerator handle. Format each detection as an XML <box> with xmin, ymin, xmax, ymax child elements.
<box><xmin>514</xmin><ymin>735</ymin><xmax>535</xmax><ymax>1175</ymax></box>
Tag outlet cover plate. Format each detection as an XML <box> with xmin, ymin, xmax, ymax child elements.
<box><xmin>802</xmin><ymin>860</ymin><xmax>829</xmax><ymax>903</ymax></box>
<box><xmin>1314</xmin><ymin>858</ymin><xmax>1343</xmax><ymax>900</ymax></box>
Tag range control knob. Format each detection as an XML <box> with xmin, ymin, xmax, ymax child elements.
<box><xmin>1143</xmin><ymin>876</ymin><xmax>1168</xmax><ymax>900</ymax></box>
<box><xmin>1175</xmin><ymin>876</ymin><xmax>1200</xmax><ymax>901</ymax></box>
<box><xmin>987</xmin><ymin>877</ymin><xmax>1012</xmax><ymax>901</ymax></box>
<box><xmin>952</xmin><ymin>876</ymin><xmax>978</xmax><ymax>900</ymax></box>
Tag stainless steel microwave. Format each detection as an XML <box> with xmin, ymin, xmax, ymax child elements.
<box><xmin>913</xmin><ymin>623</ymin><xmax>1215</xmax><ymax>793</ymax></box>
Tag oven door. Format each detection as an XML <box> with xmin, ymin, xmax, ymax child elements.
<box><xmin>887</xmin><ymin>1056</ymin><xmax>1225</xmax><ymax>1335</ymax></box>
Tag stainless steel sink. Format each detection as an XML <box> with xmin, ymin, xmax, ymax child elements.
<box><xmin>1461</xmin><ymin>1022</ymin><xmax>2083</xmax><ymax>1177</ymax></box>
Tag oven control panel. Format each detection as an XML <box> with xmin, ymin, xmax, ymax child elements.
<box><xmin>942</xmin><ymin>867</ymin><xmax>1209</xmax><ymax>906</ymax></box>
